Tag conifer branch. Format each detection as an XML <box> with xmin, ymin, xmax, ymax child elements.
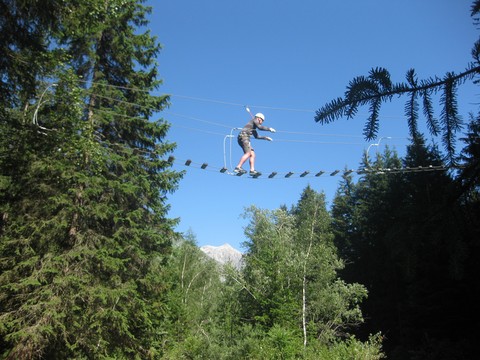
<box><xmin>315</xmin><ymin>64</ymin><xmax>480</xmax><ymax>159</ymax></box>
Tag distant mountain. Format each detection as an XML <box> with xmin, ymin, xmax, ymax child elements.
<box><xmin>200</xmin><ymin>243</ymin><xmax>243</xmax><ymax>269</ymax></box>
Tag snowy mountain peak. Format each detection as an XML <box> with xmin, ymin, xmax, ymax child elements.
<box><xmin>200</xmin><ymin>243</ymin><xmax>243</xmax><ymax>269</ymax></box>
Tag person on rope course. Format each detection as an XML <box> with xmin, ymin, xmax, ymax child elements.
<box><xmin>234</xmin><ymin>112</ymin><xmax>275</xmax><ymax>176</ymax></box>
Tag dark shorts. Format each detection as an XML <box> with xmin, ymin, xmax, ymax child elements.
<box><xmin>238</xmin><ymin>135</ymin><xmax>254</xmax><ymax>153</ymax></box>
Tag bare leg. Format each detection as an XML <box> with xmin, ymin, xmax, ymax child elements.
<box><xmin>249</xmin><ymin>150</ymin><xmax>256</xmax><ymax>171</ymax></box>
<box><xmin>236</xmin><ymin>151</ymin><xmax>251</xmax><ymax>169</ymax></box>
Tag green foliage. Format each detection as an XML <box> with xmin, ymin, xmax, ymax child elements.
<box><xmin>312</xmin><ymin>334</ymin><xmax>385</xmax><ymax>360</ymax></box>
<box><xmin>161</xmin><ymin>236</ymin><xmax>223</xmax><ymax>346</ymax></box>
<box><xmin>240</xmin><ymin>206</ymin><xmax>299</xmax><ymax>329</ymax></box>
<box><xmin>158</xmin><ymin>187</ymin><xmax>382</xmax><ymax>359</ymax></box>
<box><xmin>262</xmin><ymin>325</ymin><xmax>302</xmax><ymax>360</ymax></box>
<box><xmin>457</xmin><ymin>114</ymin><xmax>480</xmax><ymax>194</ymax></box>
<box><xmin>8</xmin><ymin>0</ymin><xmax>479</xmax><ymax>358</ymax></box>
<box><xmin>315</xmin><ymin>64</ymin><xmax>478</xmax><ymax>161</ymax></box>
<box><xmin>307</xmin><ymin>280</ymin><xmax>367</xmax><ymax>344</ymax></box>
<box><xmin>0</xmin><ymin>0</ymin><xmax>181</xmax><ymax>358</ymax></box>
<box><xmin>331</xmin><ymin>171</ymin><xmax>359</xmax><ymax>264</ymax></box>
<box><xmin>0</xmin><ymin>0</ymin><xmax>68</xmax><ymax>107</ymax></box>
<box><xmin>331</xmin><ymin>134</ymin><xmax>479</xmax><ymax>358</ymax></box>
<box><xmin>239</xmin><ymin>188</ymin><xmax>370</xmax><ymax>350</ymax></box>
<box><xmin>161</xmin><ymin>322</ymin><xmax>384</xmax><ymax>360</ymax></box>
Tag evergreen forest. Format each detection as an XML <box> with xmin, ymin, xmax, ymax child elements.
<box><xmin>1</xmin><ymin>0</ymin><xmax>479</xmax><ymax>359</ymax></box>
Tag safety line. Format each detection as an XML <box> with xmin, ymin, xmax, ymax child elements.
<box><xmin>164</xmin><ymin>111</ymin><xmax>232</xmax><ymax>129</ymax></box>
<box><xmin>95</xmin><ymin>97</ymin><xmax>407</xmax><ymax>141</ymax></box>
<box><xmin>76</xmin><ymin>80</ymin><xmax>408</xmax><ymax>119</ymax></box>
<box><xmin>274</xmin><ymin>139</ymin><xmax>366</xmax><ymax>145</ymax></box>
<box><xmin>90</xmin><ymin>106</ymin><xmax>380</xmax><ymax>145</ymax></box>
<box><xmin>92</xmin><ymin>107</ymin><xmax>226</xmax><ymax>136</ymax></box>
<box><xmin>165</xmin><ymin>94</ymin><xmax>244</xmax><ymax>107</ymax></box>
<box><xmin>169</xmin><ymin>94</ymin><xmax>316</xmax><ymax>113</ymax></box>
<box><xmin>75</xmin><ymin>86</ymin><xmax>411</xmax><ymax>142</ymax></box>
<box><xmin>32</xmin><ymin>83</ymin><xmax>425</xmax><ymax>167</ymax></box>
<box><xmin>77</xmin><ymin>80</ymin><xmax>312</xmax><ymax>112</ymax></box>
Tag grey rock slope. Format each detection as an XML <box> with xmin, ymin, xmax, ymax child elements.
<box><xmin>200</xmin><ymin>243</ymin><xmax>243</xmax><ymax>269</ymax></box>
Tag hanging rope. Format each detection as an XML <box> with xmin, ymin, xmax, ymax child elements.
<box><xmin>223</xmin><ymin>128</ymin><xmax>234</xmax><ymax>172</ymax></box>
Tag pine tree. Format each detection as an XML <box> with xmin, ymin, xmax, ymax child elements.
<box><xmin>331</xmin><ymin>139</ymin><xmax>478</xmax><ymax>357</ymax></box>
<box><xmin>0</xmin><ymin>0</ymin><xmax>65</xmax><ymax>108</ymax></box>
<box><xmin>457</xmin><ymin>114</ymin><xmax>480</xmax><ymax>194</ymax></box>
<box><xmin>0</xmin><ymin>1</ymin><xmax>182</xmax><ymax>358</ymax></box>
<box><xmin>392</xmin><ymin>136</ymin><xmax>474</xmax><ymax>357</ymax></box>
<box><xmin>331</xmin><ymin>171</ymin><xmax>359</xmax><ymax>267</ymax></box>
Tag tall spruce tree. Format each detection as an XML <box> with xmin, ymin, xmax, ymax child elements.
<box><xmin>331</xmin><ymin>148</ymin><xmax>405</xmax><ymax>347</ymax></box>
<box><xmin>342</xmin><ymin>147</ymin><xmax>402</xmax><ymax>291</ymax></box>
<box><xmin>331</xmin><ymin>139</ymin><xmax>478</xmax><ymax>358</ymax></box>
<box><xmin>331</xmin><ymin>171</ymin><xmax>359</xmax><ymax>268</ymax></box>
<box><xmin>0</xmin><ymin>0</ymin><xmax>66</xmax><ymax>108</ymax></box>
<box><xmin>392</xmin><ymin>136</ymin><xmax>473</xmax><ymax>359</ymax></box>
<box><xmin>0</xmin><ymin>1</ymin><xmax>181</xmax><ymax>358</ymax></box>
<box><xmin>457</xmin><ymin>114</ymin><xmax>480</xmax><ymax>194</ymax></box>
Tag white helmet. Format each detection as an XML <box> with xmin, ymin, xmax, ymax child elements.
<box><xmin>255</xmin><ymin>113</ymin><xmax>265</xmax><ymax>121</ymax></box>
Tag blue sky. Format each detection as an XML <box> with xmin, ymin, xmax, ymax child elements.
<box><xmin>146</xmin><ymin>0</ymin><xmax>478</xmax><ymax>251</ymax></box>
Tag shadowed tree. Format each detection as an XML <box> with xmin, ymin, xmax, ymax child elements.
<box><xmin>331</xmin><ymin>139</ymin><xmax>478</xmax><ymax>359</ymax></box>
<box><xmin>0</xmin><ymin>1</ymin><xmax>182</xmax><ymax>358</ymax></box>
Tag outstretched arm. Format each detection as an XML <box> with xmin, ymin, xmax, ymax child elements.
<box><xmin>253</xmin><ymin>117</ymin><xmax>275</xmax><ymax>132</ymax></box>
<box><xmin>252</xmin><ymin>130</ymin><xmax>273</xmax><ymax>141</ymax></box>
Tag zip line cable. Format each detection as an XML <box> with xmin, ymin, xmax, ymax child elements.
<box><xmin>163</xmin><ymin>111</ymin><xmax>232</xmax><ymax>129</ymax></box>
<box><xmin>76</xmin><ymin>80</ymin><xmax>315</xmax><ymax>112</ymax></box>
<box><xmin>74</xmin><ymin>82</ymin><xmax>412</xmax><ymax>146</ymax></box>
<box><xmin>32</xmin><ymin>83</ymin><xmax>413</xmax><ymax>149</ymax></box>
<box><xmin>84</xmin><ymin>93</ymin><xmax>393</xmax><ymax>144</ymax></box>
<box><xmin>93</xmin><ymin>106</ymin><xmax>371</xmax><ymax>145</ymax></box>
<box><xmin>76</xmin><ymin>79</ymin><xmax>408</xmax><ymax>119</ymax></box>
<box><xmin>169</xmin><ymin>94</ymin><xmax>317</xmax><ymax>113</ymax></box>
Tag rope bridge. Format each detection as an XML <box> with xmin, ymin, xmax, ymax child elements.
<box><xmin>167</xmin><ymin>156</ymin><xmax>461</xmax><ymax>179</ymax></box>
